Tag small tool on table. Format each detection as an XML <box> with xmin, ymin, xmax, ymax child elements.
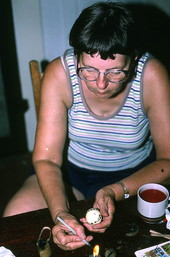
<box><xmin>150</xmin><ymin>229</ymin><xmax>170</xmax><ymax>240</ymax></box>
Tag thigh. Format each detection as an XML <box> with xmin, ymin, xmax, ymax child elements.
<box><xmin>3</xmin><ymin>175</ymin><xmax>47</xmax><ymax>217</ymax></box>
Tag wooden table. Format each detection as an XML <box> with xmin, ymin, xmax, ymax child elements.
<box><xmin>0</xmin><ymin>197</ymin><xmax>169</xmax><ymax>257</ymax></box>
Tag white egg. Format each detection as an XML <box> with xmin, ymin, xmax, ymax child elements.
<box><xmin>85</xmin><ymin>208</ymin><xmax>102</xmax><ymax>225</ymax></box>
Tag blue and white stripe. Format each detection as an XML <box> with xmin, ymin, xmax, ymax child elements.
<box><xmin>63</xmin><ymin>49</ymin><xmax>153</xmax><ymax>171</ymax></box>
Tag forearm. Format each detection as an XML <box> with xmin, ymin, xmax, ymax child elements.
<box><xmin>110</xmin><ymin>159</ymin><xmax>170</xmax><ymax>201</ymax></box>
<box><xmin>33</xmin><ymin>160</ymin><xmax>70</xmax><ymax>222</ymax></box>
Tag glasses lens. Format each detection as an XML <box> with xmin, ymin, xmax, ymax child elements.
<box><xmin>106</xmin><ymin>70</ymin><xmax>127</xmax><ymax>83</ymax></box>
<box><xmin>78</xmin><ymin>68</ymin><xmax>128</xmax><ymax>83</ymax></box>
<box><xmin>79</xmin><ymin>68</ymin><xmax>98</xmax><ymax>81</ymax></box>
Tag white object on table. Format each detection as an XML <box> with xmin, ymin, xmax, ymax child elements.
<box><xmin>0</xmin><ymin>246</ymin><xmax>16</xmax><ymax>257</ymax></box>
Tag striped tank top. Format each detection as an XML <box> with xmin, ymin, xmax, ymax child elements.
<box><xmin>62</xmin><ymin>48</ymin><xmax>153</xmax><ymax>172</ymax></box>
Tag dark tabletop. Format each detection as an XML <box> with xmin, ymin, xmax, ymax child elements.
<box><xmin>0</xmin><ymin>196</ymin><xmax>169</xmax><ymax>257</ymax></box>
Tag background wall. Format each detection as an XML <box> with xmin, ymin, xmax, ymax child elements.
<box><xmin>11</xmin><ymin>0</ymin><xmax>170</xmax><ymax>151</ymax></box>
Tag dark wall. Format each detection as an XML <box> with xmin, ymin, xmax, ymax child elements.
<box><xmin>0</xmin><ymin>0</ymin><xmax>28</xmax><ymax>156</ymax></box>
<box><xmin>128</xmin><ymin>3</ymin><xmax>170</xmax><ymax>72</ymax></box>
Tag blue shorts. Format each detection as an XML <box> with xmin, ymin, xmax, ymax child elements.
<box><xmin>30</xmin><ymin>148</ymin><xmax>156</xmax><ymax>199</ymax></box>
<box><xmin>66</xmin><ymin>147</ymin><xmax>156</xmax><ymax>198</ymax></box>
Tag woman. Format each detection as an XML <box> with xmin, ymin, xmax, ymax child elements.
<box><xmin>4</xmin><ymin>1</ymin><xmax>170</xmax><ymax>251</ymax></box>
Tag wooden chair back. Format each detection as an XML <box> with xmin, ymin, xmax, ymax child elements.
<box><xmin>29</xmin><ymin>60</ymin><xmax>42</xmax><ymax>118</ymax></box>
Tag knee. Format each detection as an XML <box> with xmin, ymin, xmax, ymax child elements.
<box><xmin>72</xmin><ymin>187</ymin><xmax>85</xmax><ymax>201</ymax></box>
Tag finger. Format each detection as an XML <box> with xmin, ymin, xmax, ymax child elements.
<box><xmin>53</xmin><ymin>234</ymin><xmax>92</xmax><ymax>251</ymax></box>
<box><xmin>95</xmin><ymin>197</ymin><xmax>115</xmax><ymax>218</ymax></box>
<box><xmin>83</xmin><ymin>220</ymin><xmax>109</xmax><ymax>231</ymax></box>
<box><xmin>52</xmin><ymin>224</ymin><xmax>93</xmax><ymax>249</ymax></box>
<box><xmin>80</xmin><ymin>217</ymin><xmax>87</xmax><ymax>225</ymax></box>
<box><xmin>56</xmin><ymin>215</ymin><xmax>87</xmax><ymax>242</ymax></box>
<box><xmin>83</xmin><ymin>223</ymin><xmax>107</xmax><ymax>233</ymax></box>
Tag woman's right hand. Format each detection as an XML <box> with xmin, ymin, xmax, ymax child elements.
<box><xmin>52</xmin><ymin>212</ymin><xmax>93</xmax><ymax>250</ymax></box>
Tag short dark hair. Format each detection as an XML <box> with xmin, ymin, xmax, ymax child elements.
<box><xmin>69</xmin><ymin>1</ymin><xmax>141</xmax><ymax>60</ymax></box>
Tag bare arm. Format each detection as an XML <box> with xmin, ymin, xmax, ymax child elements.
<box><xmin>32</xmin><ymin>57</ymin><xmax>72</xmax><ymax>220</ymax></box>
<box><xmin>32</xmin><ymin>58</ymin><xmax>93</xmax><ymax>250</ymax></box>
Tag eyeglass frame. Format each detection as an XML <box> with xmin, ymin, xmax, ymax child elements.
<box><xmin>77</xmin><ymin>66</ymin><xmax>130</xmax><ymax>84</ymax></box>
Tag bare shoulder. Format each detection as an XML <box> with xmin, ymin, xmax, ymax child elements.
<box><xmin>142</xmin><ymin>57</ymin><xmax>170</xmax><ymax>158</ymax></box>
<box><xmin>44</xmin><ymin>57</ymin><xmax>65</xmax><ymax>77</ymax></box>
<box><xmin>143</xmin><ymin>57</ymin><xmax>170</xmax><ymax>86</ymax></box>
<box><xmin>41</xmin><ymin>56</ymin><xmax>72</xmax><ymax>108</ymax></box>
<box><xmin>142</xmin><ymin>57</ymin><xmax>170</xmax><ymax>112</ymax></box>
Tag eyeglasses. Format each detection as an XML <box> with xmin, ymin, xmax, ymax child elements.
<box><xmin>77</xmin><ymin>67</ymin><xmax>130</xmax><ymax>84</ymax></box>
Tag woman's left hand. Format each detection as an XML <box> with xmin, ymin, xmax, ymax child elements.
<box><xmin>80</xmin><ymin>186</ymin><xmax>115</xmax><ymax>233</ymax></box>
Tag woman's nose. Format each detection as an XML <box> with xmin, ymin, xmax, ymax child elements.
<box><xmin>96</xmin><ymin>75</ymin><xmax>108</xmax><ymax>89</ymax></box>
